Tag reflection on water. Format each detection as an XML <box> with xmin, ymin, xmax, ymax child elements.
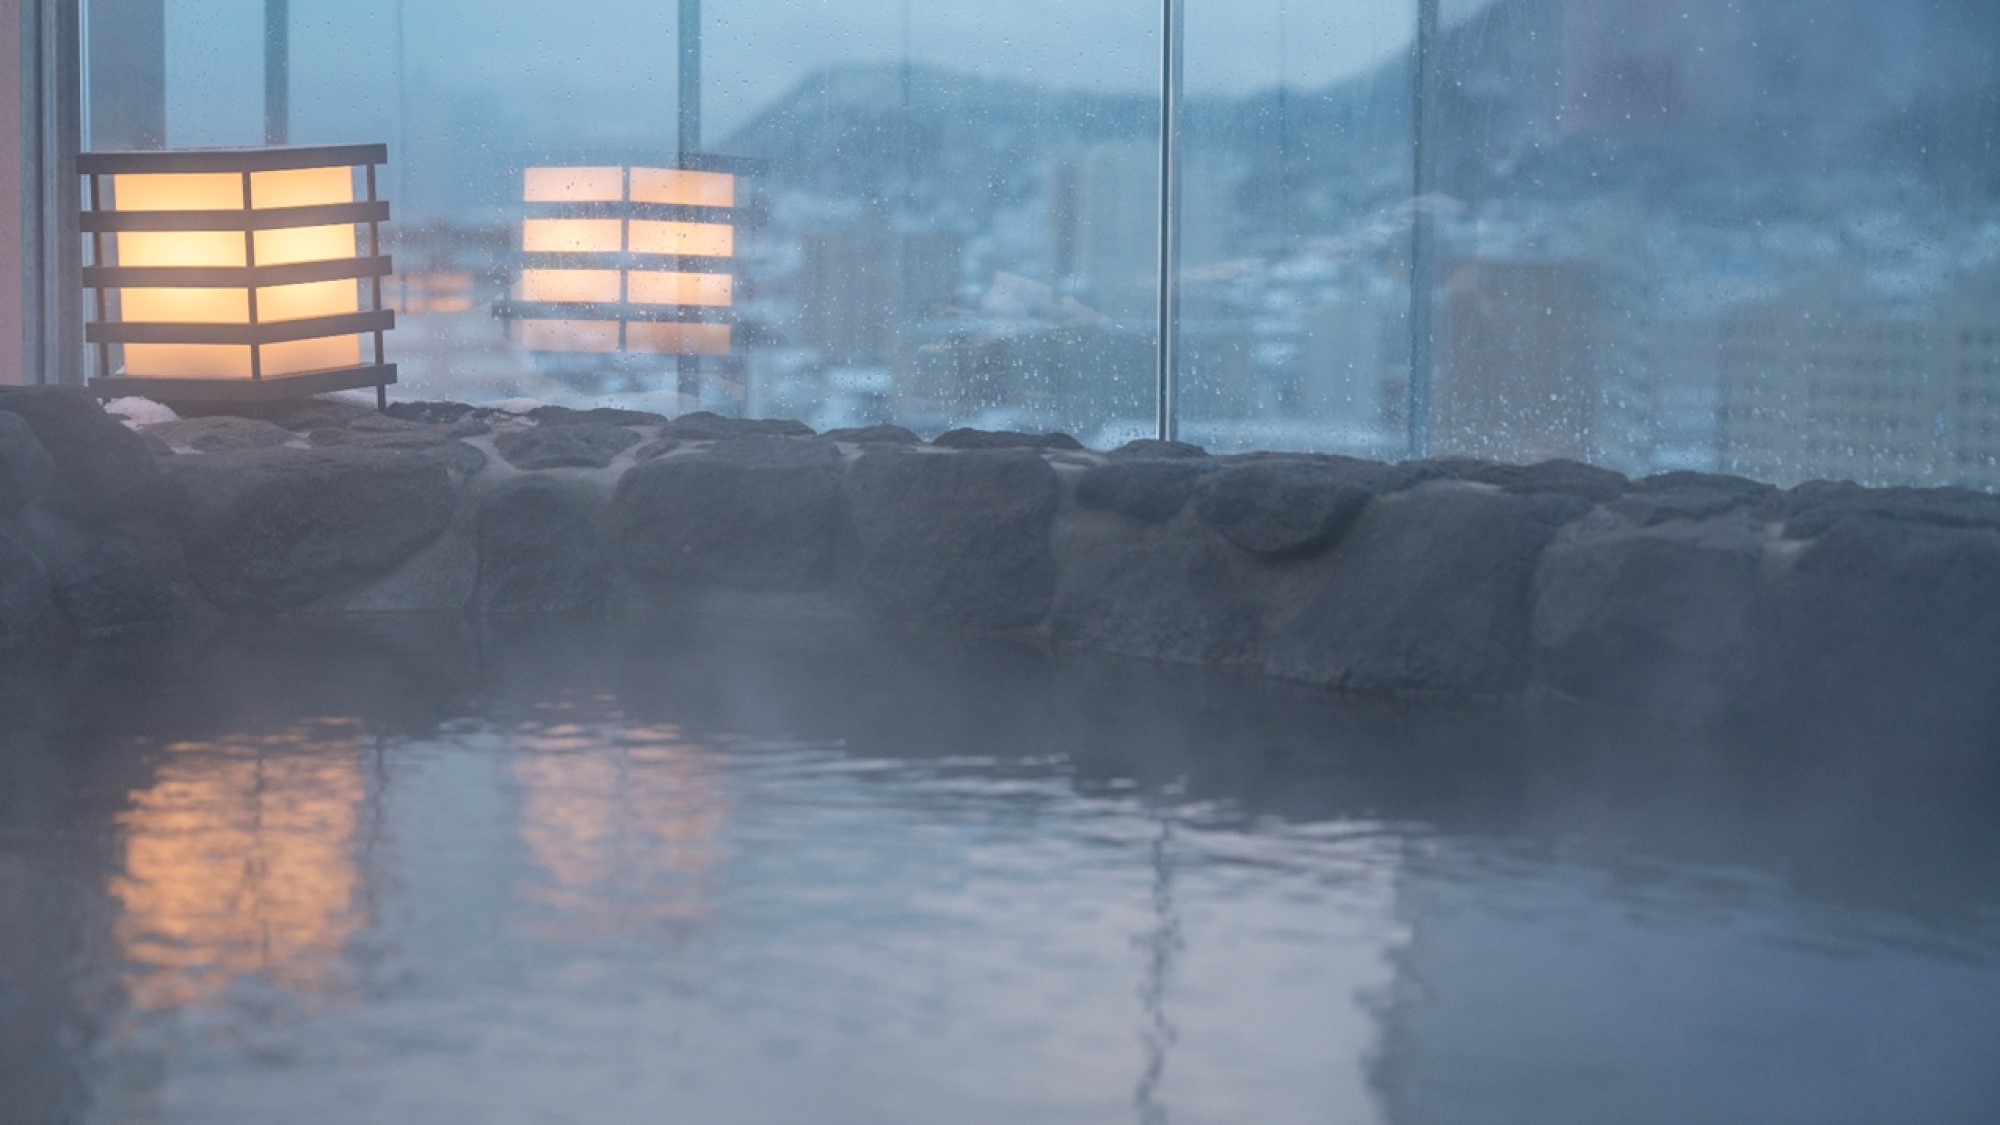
<box><xmin>1</xmin><ymin>622</ymin><xmax>1997</xmax><ymax>1125</ymax></box>
<box><xmin>513</xmin><ymin>708</ymin><xmax>726</xmax><ymax>936</ymax></box>
<box><xmin>108</xmin><ymin>721</ymin><xmax>367</xmax><ymax>1012</ymax></box>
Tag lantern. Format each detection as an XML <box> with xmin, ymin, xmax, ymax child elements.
<box><xmin>493</xmin><ymin>160</ymin><xmax>741</xmax><ymax>379</ymax></box>
<box><xmin>79</xmin><ymin>144</ymin><xmax>396</xmax><ymax>406</ymax></box>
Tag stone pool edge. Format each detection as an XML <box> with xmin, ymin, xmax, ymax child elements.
<box><xmin>3</xmin><ymin>387</ymin><xmax>1997</xmax><ymax>747</ymax></box>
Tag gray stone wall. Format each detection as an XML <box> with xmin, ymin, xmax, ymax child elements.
<box><xmin>5</xmin><ymin>388</ymin><xmax>1998</xmax><ymax>746</ymax></box>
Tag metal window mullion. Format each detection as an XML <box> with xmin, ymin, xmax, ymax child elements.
<box><xmin>25</xmin><ymin>0</ymin><xmax>84</xmax><ymax>388</ymax></box>
<box><xmin>1155</xmin><ymin>0</ymin><xmax>1183</xmax><ymax>442</ymax></box>
<box><xmin>264</xmin><ymin>0</ymin><xmax>289</xmax><ymax>145</ymax></box>
<box><xmin>1408</xmin><ymin>0</ymin><xmax>1440</xmax><ymax>459</ymax></box>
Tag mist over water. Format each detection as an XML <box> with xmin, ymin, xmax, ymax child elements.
<box><xmin>4</xmin><ymin>620</ymin><xmax>1997</xmax><ymax>1124</ymax></box>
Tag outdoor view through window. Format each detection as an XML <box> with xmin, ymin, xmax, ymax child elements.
<box><xmin>82</xmin><ymin>0</ymin><xmax>2000</xmax><ymax>480</ymax></box>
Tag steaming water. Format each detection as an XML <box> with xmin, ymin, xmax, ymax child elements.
<box><xmin>3</xmin><ymin>623</ymin><xmax>1998</xmax><ymax>1124</ymax></box>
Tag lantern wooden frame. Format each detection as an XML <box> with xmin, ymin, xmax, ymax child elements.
<box><xmin>79</xmin><ymin>143</ymin><xmax>397</xmax><ymax>406</ymax></box>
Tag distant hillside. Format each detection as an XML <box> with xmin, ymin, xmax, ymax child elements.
<box><xmin>717</xmin><ymin>0</ymin><xmax>1999</xmax><ymax>223</ymax></box>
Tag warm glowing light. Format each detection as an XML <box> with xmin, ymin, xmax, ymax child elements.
<box><xmin>627</xmin><ymin>270</ymin><xmax>732</xmax><ymax>307</ymax></box>
<box><xmin>108</xmin><ymin>722</ymin><xmax>367</xmax><ymax>1011</ymax></box>
<box><xmin>84</xmin><ymin>147</ymin><xmax>391</xmax><ymax>392</ymax></box>
<box><xmin>509</xmin><ymin>163</ymin><xmax>740</xmax><ymax>363</ymax></box>
<box><xmin>629</xmin><ymin>167</ymin><xmax>735</xmax><ymax>208</ymax></box>
<box><xmin>524</xmin><ymin>166</ymin><xmax>624</xmax><ymax>203</ymax></box>
<box><xmin>520</xmin><ymin>318</ymin><xmax>621</xmax><ymax>353</ymax></box>
<box><xmin>519</xmin><ymin>268</ymin><xmax>623</xmax><ymax>303</ymax></box>
<box><xmin>514</xmin><ymin>720</ymin><xmax>725</xmax><ymax>936</ymax></box>
<box><xmin>628</xmin><ymin>322</ymin><xmax>732</xmax><ymax>355</ymax></box>
<box><xmin>628</xmin><ymin>220</ymin><xmax>733</xmax><ymax>258</ymax></box>
<box><xmin>522</xmin><ymin>218</ymin><xmax>625</xmax><ymax>254</ymax></box>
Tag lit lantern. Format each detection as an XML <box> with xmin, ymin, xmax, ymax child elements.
<box><xmin>79</xmin><ymin>144</ymin><xmax>396</xmax><ymax>406</ymax></box>
<box><xmin>494</xmin><ymin>160</ymin><xmax>742</xmax><ymax>374</ymax></box>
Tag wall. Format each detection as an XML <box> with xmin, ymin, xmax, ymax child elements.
<box><xmin>2</xmin><ymin>0</ymin><xmax>22</xmax><ymax>386</ymax></box>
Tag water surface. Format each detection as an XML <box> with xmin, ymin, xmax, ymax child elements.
<box><xmin>4</xmin><ymin>621</ymin><xmax>1998</xmax><ymax>1124</ymax></box>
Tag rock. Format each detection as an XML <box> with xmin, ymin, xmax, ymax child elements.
<box><xmin>48</xmin><ymin>539</ymin><xmax>185</xmax><ymax>637</ymax></box>
<box><xmin>661</xmin><ymin>411</ymin><xmax>814</xmax><ymax>440</ymax></box>
<box><xmin>1052</xmin><ymin>535</ymin><xmax>1255</xmax><ymax>664</ymax></box>
<box><xmin>1266</xmin><ymin>487</ymin><xmax>1570</xmax><ymax>698</ymax></box>
<box><xmin>932</xmin><ymin>428</ymin><xmax>1085</xmax><ymax>452</ymax></box>
<box><xmin>0</xmin><ymin>411</ymin><xmax>56</xmax><ymax>512</ymax></box>
<box><xmin>1532</xmin><ymin>522</ymin><xmax>1763</xmax><ymax>717</ymax></box>
<box><xmin>611</xmin><ymin>438</ymin><xmax>845</xmax><ymax>591</ymax></box>
<box><xmin>143</xmin><ymin>416</ymin><xmax>297</xmax><ymax>453</ymax></box>
<box><xmin>1108</xmin><ymin>438</ymin><xmax>1208</xmax><ymax>460</ymax></box>
<box><xmin>494</xmin><ymin>423</ymin><xmax>641</xmax><ymax>471</ymax></box>
<box><xmin>137</xmin><ymin>431</ymin><xmax>174</xmax><ymax>460</ymax></box>
<box><xmin>476</xmin><ymin>478</ymin><xmax>610</xmax><ymax>615</ymax></box>
<box><xmin>822</xmin><ymin>424</ymin><xmax>922</xmax><ymax>445</ymax></box>
<box><xmin>423</xmin><ymin>441</ymin><xmax>488</xmax><ymax>477</ymax></box>
<box><xmin>307</xmin><ymin>414</ymin><xmax>468</xmax><ymax>452</ymax></box>
<box><xmin>385</xmin><ymin>400</ymin><xmax>486</xmax><ymax>427</ymax></box>
<box><xmin>1458</xmin><ymin>458</ymin><xmax>1627</xmax><ymax>502</ymax></box>
<box><xmin>0</xmin><ymin>527</ymin><xmax>62</xmax><ymax>649</ymax></box>
<box><xmin>1613</xmin><ymin>470</ymin><xmax>1774</xmax><ymax>525</ymax></box>
<box><xmin>846</xmin><ymin>448</ymin><xmax>1060</xmax><ymax>630</ymax></box>
<box><xmin>0</xmin><ymin>389</ymin><xmax>164</xmax><ymax>523</ymax></box>
<box><xmin>528</xmin><ymin>404</ymin><xmax>667</xmax><ymax>428</ymax></box>
<box><xmin>168</xmin><ymin>447</ymin><xmax>458</xmax><ymax>613</ymax></box>
<box><xmin>1768</xmin><ymin>481</ymin><xmax>2000</xmax><ymax>539</ymax></box>
<box><xmin>1192</xmin><ymin>461</ymin><xmax>1374</xmax><ymax>558</ymax></box>
<box><xmin>259</xmin><ymin>396</ymin><xmax>376</xmax><ymax>432</ymax></box>
<box><xmin>1756</xmin><ymin>515</ymin><xmax>2000</xmax><ymax>745</ymax></box>
<box><xmin>632</xmin><ymin>438</ymin><xmax>681</xmax><ymax>462</ymax></box>
<box><xmin>1075</xmin><ymin>459</ymin><xmax>1216</xmax><ymax>524</ymax></box>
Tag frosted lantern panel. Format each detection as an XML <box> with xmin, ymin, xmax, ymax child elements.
<box><xmin>519</xmin><ymin>270</ymin><xmax>625</xmax><ymax>304</ymax></box>
<box><xmin>524</xmin><ymin>167</ymin><xmax>626</xmax><ymax>203</ymax></box>
<box><xmin>523</xmin><ymin>220</ymin><xmax>624</xmax><ymax>255</ymax></box>
<box><xmin>105</xmin><ymin>167</ymin><xmax>365</xmax><ymax>379</ymax></box>
<box><xmin>629</xmin><ymin>169</ymin><xmax>735</xmax><ymax>208</ymax></box>
<box><xmin>628</xmin><ymin>222</ymin><xmax>733</xmax><ymax>258</ymax></box>
<box><xmin>628</xmin><ymin>272</ymin><xmax>733</xmax><ymax>308</ymax></box>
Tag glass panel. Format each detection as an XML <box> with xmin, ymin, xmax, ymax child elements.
<box><xmin>1417</xmin><ymin>0</ymin><xmax>2000</xmax><ymax>487</ymax></box>
<box><xmin>705</xmin><ymin>0</ymin><xmax>1161</xmax><ymax>436</ymax></box>
<box><xmin>1177</xmin><ymin>0</ymin><xmax>1419</xmax><ymax>456</ymax></box>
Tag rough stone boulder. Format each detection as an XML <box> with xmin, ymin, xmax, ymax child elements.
<box><xmin>611</xmin><ymin>437</ymin><xmax>845</xmax><ymax>592</ymax></box>
<box><xmin>0</xmin><ymin>389</ymin><xmax>164</xmax><ymax>522</ymax></box>
<box><xmin>528</xmin><ymin>404</ymin><xmax>665</xmax><ymax>428</ymax></box>
<box><xmin>0</xmin><ymin>527</ymin><xmax>62</xmax><ymax>649</ymax></box>
<box><xmin>494</xmin><ymin>423</ymin><xmax>641</xmax><ymax>471</ymax></box>
<box><xmin>661</xmin><ymin>411</ymin><xmax>815</xmax><ymax>440</ymax></box>
<box><xmin>1053</xmin><ymin>533</ymin><xmax>1255</xmax><ymax>664</ymax></box>
<box><xmin>1766</xmin><ymin>481</ymin><xmax>2000</xmax><ymax>539</ymax></box>
<box><xmin>310</xmin><ymin>412</ymin><xmax>487</xmax><ymax>450</ymax></box>
<box><xmin>257</xmin><ymin>396</ymin><xmax>375</xmax><ymax>432</ymax></box>
<box><xmin>932</xmin><ymin>428</ymin><xmax>1085</xmax><ymax>452</ymax></box>
<box><xmin>1267</xmin><ymin>486</ymin><xmax>1576</xmax><ymax>698</ymax></box>
<box><xmin>167</xmin><ymin>447</ymin><xmax>458</xmax><ymax>612</ymax></box>
<box><xmin>1454</xmin><ymin>458</ymin><xmax>1627</xmax><ymax>502</ymax></box>
<box><xmin>1613</xmin><ymin>470</ymin><xmax>1774</xmax><ymax>526</ymax></box>
<box><xmin>384</xmin><ymin>400</ymin><xmax>487</xmax><ymax>427</ymax></box>
<box><xmin>476</xmin><ymin>477</ymin><xmax>610</xmax><ymax>615</ymax></box>
<box><xmin>822</xmin><ymin>424</ymin><xmax>922</xmax><ymax>445</ymax></box>
<box><xmin>1192</xmin><ymin>460</ymin><xmax>1374</xmax><ymax>559</ymax></box>
<box><xmin>846</xmin><ymin>448</ymin><xmax>1059</xmax><ymax>630</ymax></box>
<box><xmin>0</xmin><ymin>411</ymin><xmax>56</xmax><ymax>513</ymax></box>
<box><xmin>47</xmin><ymin>539</ymin><xmax>185</xmax><ymax>637</ymax></box>
<box><xmin>144</xmin><ymin>416</ymin><xmax>296</xmax><ymax>454</ymax></box>
<box><xmin>1756</xmin><ymin>515</ymin><xmax>2000</xmax><ymax>746</ymax></box>
<box><xmin>1532</xmin><ymin>518</ymin><xmax>1764</xmax><ymax>716</ymax></box>
<box><xmin>1108</xmin><ymin>438</ymin><xmax>1208</xmax><ymax>460</ymax></box>
<box><xmin>1075</xmin><ymin>459</ymin><xmax>1215</xmax><ymax>524</ymax></box>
